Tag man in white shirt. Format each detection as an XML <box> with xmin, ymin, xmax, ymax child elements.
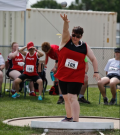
<box><xmin>98</xmin><ymin>48</ymin><xmax>120</xmax><ymax>105</ymax></box>
<box><xmin>0</xmin><ymin>53</ymin><xmax>5</xmax><ymax>97</ymax></box>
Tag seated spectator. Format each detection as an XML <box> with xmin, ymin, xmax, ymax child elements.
<box><xmin>98</xmin><ymin>48</ymin><xmax>120</xmax><ymax>105</ymax></box>
<box><xmin>7</xmin><ymin>42</ymin><xmax>36</xmax><ymax>96</ymax></box>
<box><xmin>0</xmin><ymin>53</ymin><xmax>5</xmax><ymax>97</ymax></box>
<box><xmin>78</xmin><ymin>57</ymin><xmax>90</xmax><ymax>104</ymax></box>
<box><xmin>41</xmin><ymin>42</ymin><xmax>64</xmax><ymax>104</ymax></box>
<box><xmin>13</xmin><ymin>42</ymin><xmax>44</xmax><ymax>100</ymax></box>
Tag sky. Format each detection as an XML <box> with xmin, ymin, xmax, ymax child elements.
<box><xmin>27</xmin><ymin>0</ymin><xmax>74</xmax><ymax>8</ymax></box>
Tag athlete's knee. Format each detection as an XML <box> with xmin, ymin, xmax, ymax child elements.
<box><xmin>37</xmin><ymin>79</ymin><xmax>43</xmax><ymax>85</ymax></box>
<box><xmin>14</xmin><ymin>78</ymin><xmax>22</xmax><ymax>85</ymax></box>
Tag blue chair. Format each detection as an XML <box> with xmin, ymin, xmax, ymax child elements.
<box><xmin>99</xmin><ymin>84</ymin><xmax>119</xmax><ymax>104</ymax></box>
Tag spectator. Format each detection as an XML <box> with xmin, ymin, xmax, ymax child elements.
<box><xmin>7</xmin><ymin>42</ymin><xmax>35</xmax><ymax>96</ymax></box>
<box><xmin>55</xmin><ymin>14</ymin><xmax>100</xmax><ymax>122</ymax></box>
<box><xmin>41</xmin><ymin>42</ymin><xmax>64</xmax><ymax>104</ymax></box>
<box><xmin>0</xmin><ymin>53</ymin><xmax>5</xmax><ymax>97</ymax></box>
<box><xmin>78</xmin><ymin>57</ymin><xmax>90</xmax><ymax>104</ymax></box>
<box><xmin>12</xmin><ymin>42</ymin><xmax>44</xmax><ymax>100</ymax></box>
<box><xmin>98</xmin><ymin>48</ymin><xmax>120</xmax><ymax>105</ymax></box>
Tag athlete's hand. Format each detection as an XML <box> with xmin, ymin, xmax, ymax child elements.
<box><xmin>51</xmin><ymin>67</ymin><xmax>57</xmax><ymax>73</ymax></box>
<box><xmin>93</xmin><ymin>73</ymin><xmax>101</xmax><ymax>81</ymax></box>
<box><xmin>60</xmin><ymin>14</ymin><xmax>70</xmax><ymax>23</ymax></box>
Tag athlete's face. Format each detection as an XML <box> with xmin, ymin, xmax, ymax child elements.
<box><xmin>71</xmin><ymin>33</ymin><xmax>81</xmax><ymax>45</ymax></box>
<box><xmin>12</xmin><ymin>44</ymin><xmax>19</xmax><ymax>52</ymax></box>
<box><xmin>28</xmin><ymin>48</ymin><xmax>35</xmax><ymax>55</ymax></box>
<box><xmin>115</xmin><ymin>52</ymin><xmax>120</xmax><ymax>60</ymax></box>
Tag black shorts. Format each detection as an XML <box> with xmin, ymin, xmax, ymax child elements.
<box><xmin>59</xmin><ymin>80</ymin><xmax>83</xmax><ymax>95</ymax></box>
<box><xmin>18</xmin><ymin>73</ymin><xmax>41</xmax><ymax>83</ymax></box>
<box><xmin>6</xmin><ymin>69</ymin><xmax>23</xmax><ymax>77</ymax></box>
<box><xmin>107</xmin><ymin>73</ymin><xmax>120</xmax><ymax>80</ymax></box>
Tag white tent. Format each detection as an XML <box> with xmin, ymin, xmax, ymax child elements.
<box><xmin>0</xmin><ymin>0</ymin><xmax>27</xmax><ymax>11</ymax></box>
<box><xmin>0</xmin><ymin>0</ymin><xmax>27</xmax><ymax>46</ymax></box>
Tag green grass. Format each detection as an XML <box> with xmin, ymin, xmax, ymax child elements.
<box><xmin>0</xmin><ymin>85</ymin><xmax>120</xmax><ymax>135</ymax></box>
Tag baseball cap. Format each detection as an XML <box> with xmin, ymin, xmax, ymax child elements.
<box><xmin>114</xmin><ymin>48</ymin><xmax>120</xmax><ymax>53</ymax></box>
<box><xmin>27</xmin><ymin>42</ymin><xmax>34</xmax><ymax>50</ymax></box>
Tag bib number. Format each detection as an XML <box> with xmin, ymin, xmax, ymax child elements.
<box><xmin>109</xmin><ymin>67</ymin><xmax>118</xmax><ymax>71</ymax></box>
<box><xmin>26</xmin><ymin>65</ymin><xmax>34</xmax><ymax>72</ymax></box>
<box><xmin>18</xmin><ymin>62</ymin><xmax>24</xmax><ymax>66</ymax></box>
<box><xmin>65</xmin><ymin>59</ymin><xmax>78</xmax><ymax>69</ymax></box>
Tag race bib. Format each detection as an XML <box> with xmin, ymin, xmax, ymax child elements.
<box><xmin>65</xmin><ymin>58</ymin><xmax>78</xmax><ymax>69</ymax></box>
<box><xmin>26</xmin><ymin>65</ymin><xmax>34</xmax><ymax>72</ymax></box>
<box><xmin>109</xmin><ymin>67</ymin><xmax>118</xmax><ymax>71</ymax></box>
<box><xmin>18</xmin><ymin>62</ymin><xmax>24</xmax><ymax>66</ymax></box>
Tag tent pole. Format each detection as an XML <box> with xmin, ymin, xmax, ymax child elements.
<box><xmin>24</xmin><ymin>10</ymin><xmax>26</xmax><ymax>46</ymax></box>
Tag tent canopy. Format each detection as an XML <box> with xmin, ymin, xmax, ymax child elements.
<box><xmin>0</xmin><ymin>0</ymin><xmax>27</xmax><ymax>11</ymax></box>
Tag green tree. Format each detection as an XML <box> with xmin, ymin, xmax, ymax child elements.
<box><xmin>31</xmin><ymin>0</ymin><xmax>62</xmax><ymax>9</ymax></box>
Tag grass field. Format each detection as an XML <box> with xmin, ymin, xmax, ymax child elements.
<box><xmin>0</xmin><ymin>85</ymin><xmax>120</xmax><ymax>135</ymax></box>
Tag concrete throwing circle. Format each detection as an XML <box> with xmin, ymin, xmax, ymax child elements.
<box><xmin>3</xmin><ymin>116</ymin><xmax>120</xmax><ymax>129</ymax></box>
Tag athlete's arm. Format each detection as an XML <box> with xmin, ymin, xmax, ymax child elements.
<box><xmin>9</xmin><ymin>49</ymin><xmax>19</xmax><ymax>59</ymax></box>
<box><xmin>87</xmin><ymin>44</ymin><xmax>100</xmax><ymax>80</ymax></box>
<box><xmin>59</xmin><ymin>14</ymin><xmax>70</xmax><ymax>50</ymax></box>
<box><xmin>36</xmin><ymin>49</ymin><xmax>44</xmax><ymax>57</ymax></box>
<box><xmin>0</xmin><ymin>65</ymin><xmax>5</xmax><ymax>70</ymax></box>
<box><xmin>44</xmin><ymin>54</ymin><xmax>48</xmax><ymax>69</ymax></box>
<box><xmin>18</xmin><ymin>46</ymin><xmax>27</xmax><ymax>56</ymax></box>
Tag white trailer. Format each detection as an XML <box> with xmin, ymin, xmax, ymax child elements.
<box><xmin>0</xmin><ymin>8</ymin><xmax>117</xmax><ymax>85</ymax></box>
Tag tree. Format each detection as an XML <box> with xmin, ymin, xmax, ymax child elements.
<box><xmin>31</xmin><ymin>0</ymin><xmax>62</xmax><ymax>9</ymax></box>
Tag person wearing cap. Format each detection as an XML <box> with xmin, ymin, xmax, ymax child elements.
<box><xmin>7</xmin><ymin>42</ymin><xmax>35</xmax><ymax>96</ymax></box>
<box><xmin>0</xmin><ymin>53</ymin><xmax>5</xmax><ymax>97</ymax></box>
<box><xmin>98</xmin><ymin>48</ymin><xmax>120</xmax><ymax>105</ymax></box>
<box><xmin>12</xmin><ymin>42</ymin><xmax>44</xmax><ymax>100</ymax></box>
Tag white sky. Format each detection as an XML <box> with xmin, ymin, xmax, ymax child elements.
<box><xmin>27</xmin><ymin>0</ymin><xmax>74</xmax><ymax>8</ymax></box>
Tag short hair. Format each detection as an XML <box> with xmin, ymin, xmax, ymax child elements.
<box><xmin>114</xmin><ymin>48</ymin><xmax>120</xmax><ymax>53</ymax></box>
<box><xmin>72</xmin><ymin>26</ymin><xmax>84</xmax><ymax>36</ymax></box>
<box><xmin>11</xmin><ymin>42</ymin><xmax>17</xmax><ymax>48</ymax></box>
<box><xmin>41</xmin><ymin>42</ymin><xmax>51</xmax><ymax>53</ymax></box>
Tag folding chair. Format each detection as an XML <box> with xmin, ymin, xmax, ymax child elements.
<box><xmin>3</xmin><ymin>61</ymin><xmax>14</xmax><ymax>96</ymax></box>
<box><xmin>99</xmin><ymin>84</ymin><xmax>119</xmax><ymax>104</ymax></box>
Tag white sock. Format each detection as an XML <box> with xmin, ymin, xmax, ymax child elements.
<box><xmin>11</xmin><ymin>89</ymin><xmax>16</xmax><ymax>92</ymax></box>
<box><xmin>79</xmin><ymin>94</ymin><xmax>84</xmax><ymax>98</ymax></box>
<box><xmin>59</xmin><ymin>94</ymin><xmax>63</xmax><ymax>97</ymax></box>
<box><xmin>30</xmin><ymin>91</ymin><xmax>34</xmax><ymax>93</ymax></box>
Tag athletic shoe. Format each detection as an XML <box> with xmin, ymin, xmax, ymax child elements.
<box><xmin>11</xmin><ymin>90</ymin><xmax>16</xmax><ymax>95</ymax></box>
<box><xmin>57</xmin><ymin>96</ymin><xmax>64</xmax><ymax>104</ymax></box>
<box><xmin>103</xmin><ymin>97</ymin><xmax>108</xmax><ymax>105</ymax></box>
<box><xmin>12</xmin><ymin>93</ymin><xmax>20</xmax><ymax>98</ymax></box>
<box><xmin>38</xmin><ymin>95</ymin><xmax>42</xmax><ymax>101</ymax></box>
<box><xmin>29</xmin><ymin>92</ymin><xmax>36</xmax><ymax>96</ymax></box>
<box><xmin>78</xmin><ymin>97</ymin><xmax>90</xmax><ymax>104</ymax></box>
<box><xmin>61</xmin><ymin>117</ymin><xmax>73</xmax><ymax>122</ymax></box>
<box><xmin>109</xmin><ymin>98</ymin><xmax>116</xmax><ymax>105</ymax></box>
<box><xmin>35</xmin><ymin>89</ymin><xmax>39</xmax><ymax>92</ymax></box>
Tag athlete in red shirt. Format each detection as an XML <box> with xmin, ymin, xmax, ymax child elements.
<box><xmin>55</xmin><ymin>14</ymin><xmax>100</xmax><ymax>122</ymax></box>
<box><xmin>12</xmin><ymin>42</ymin><xmax>44</xmax><ymax>100</ymax></box>
<box><xmin>41</xmin><ymin>42</ymin><xmax>64</xmax><ymax>104</ymax></box>
<box><xmin>7</xmin><ymin>42</ymin><xmax>35</xmax><ymax>96</ymax></box>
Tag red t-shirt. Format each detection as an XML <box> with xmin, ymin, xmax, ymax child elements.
<box><xmin>54</xmin><ymin>39</ymin><xmax>87</xmax><ymax>83</ymax></box>
<box><xmin>24</xmin><ymin>52</ymin><xmax>39</xmax><ymax>76</ymax></box>
<box><xmin>45</xmin><ymin>44</ymin><xmax>59</xmax><ymax>65</ymax></box>
<box><xmin>8</xmin><ymin>53</ymin><xmax>24</xmax><ymax>71</ymax></box>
